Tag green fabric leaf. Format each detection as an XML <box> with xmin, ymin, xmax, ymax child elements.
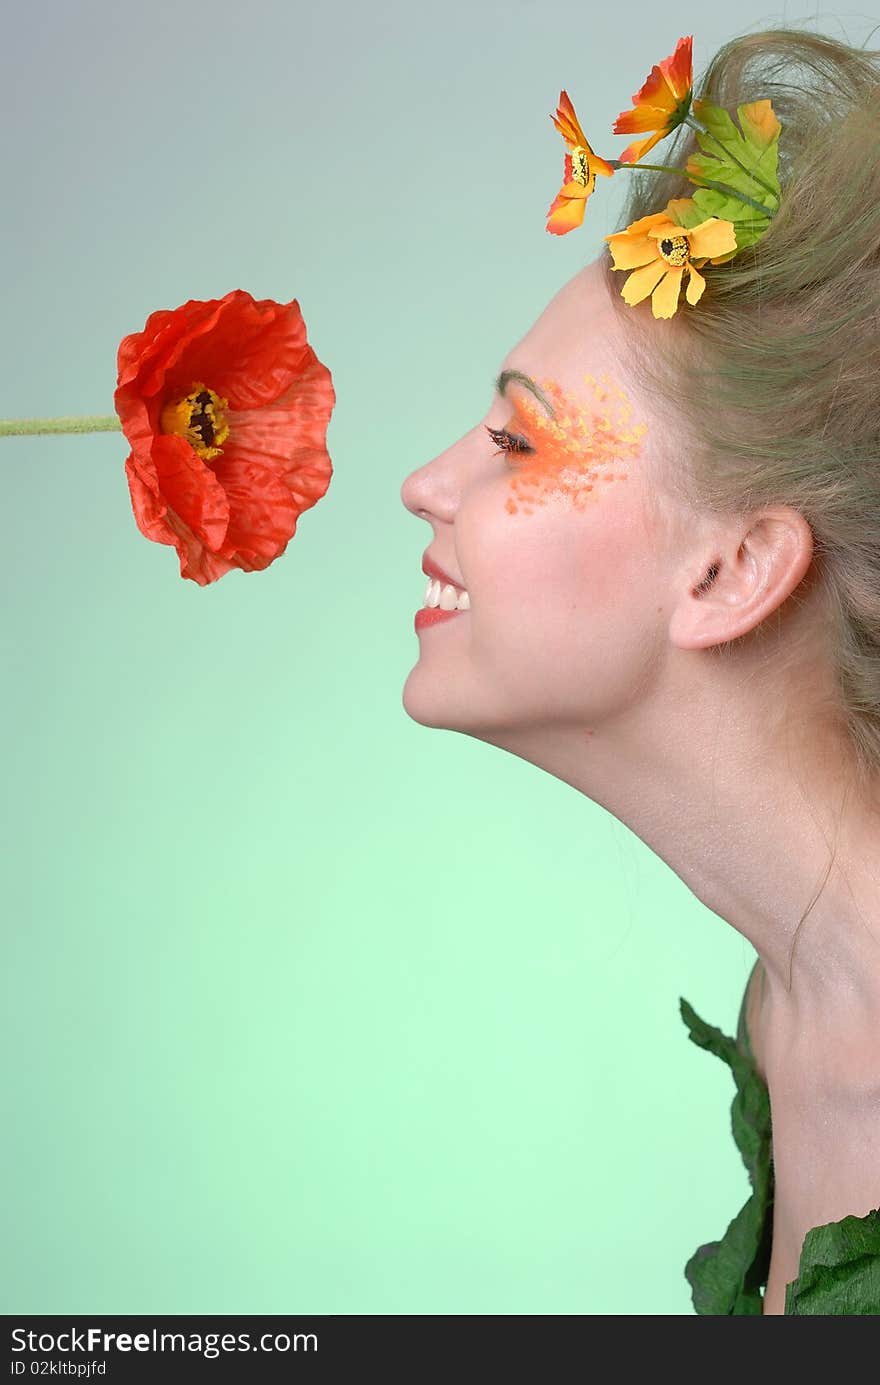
<box><xmin>665</xmin><ymin>198</ymin><xmax>706</xmax><ymax>231</ymax></box>
<box><xmin>685</xmin><ymin>96</ymin><xmax>781</xmax><ymax>250</ymax></box>
<box><xmin>784</xmin><ymin>1209</ymin><xmax>880</xmax><ymax>1314</ymax></box>
<box><xmin>690</xmin><ymin>97</ymin><xmax>781</xmax><ymax>207</ymax></box>
<box><xmin>684</xmin><ymin>1195</ymin><xmax>769</xmax><ymax>1315</ymax></box>
<box><xmin>679</xmin><ymin>996</ymin><xmax>773</xmax><ymax>1315</ymax></box>
<box><xmin>689</xmin><ymin>189</ymin><xmax>768</xmax><ymax>253</ymax></box>
<box><xmin>680</xmin><ymin>989</ymin><xmax>880</xmax><ymax>1315</ymax></box>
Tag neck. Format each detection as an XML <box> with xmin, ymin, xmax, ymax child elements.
<box><xmin>477</xmin><ymin>652</ymin><xmax>880</xmax><ymax>1058</ymax></box>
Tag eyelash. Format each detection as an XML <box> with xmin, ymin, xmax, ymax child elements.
<box><xmin>484</xmin><ymin>424</ymin><xmax>535</xmax><ymax>460</ymax></box>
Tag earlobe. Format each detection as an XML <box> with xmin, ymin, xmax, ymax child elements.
<box><xmin>668</xmin><ymin>508</ymin><xmax>815</xmax><ymax>651</ymax></box>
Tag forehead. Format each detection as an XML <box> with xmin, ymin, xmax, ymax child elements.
<box><xmin>498</xmin><ymin>258</ymin><xmax>627</xmax><ymax>400</ymax></box>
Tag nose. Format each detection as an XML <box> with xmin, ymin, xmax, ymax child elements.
<box><xmin>400</xmin><ymin>448</ymin><xmax>458</xmax><ymax>524</ymax></box>
<box><xmin>400</xmin><ymin>461</ymin><xmax>430</xmax><ymax>520</ymax></box>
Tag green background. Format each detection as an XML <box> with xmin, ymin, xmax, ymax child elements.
<box><xmin>3</xmin><ymin>1</ymin><xmax>871</xmax><ymax>1315</ymax></box>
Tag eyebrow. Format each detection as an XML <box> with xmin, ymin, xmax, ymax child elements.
<box><xmin>494</xmin><ymin>369</ymin><xmax>556</xmax><ymax>420</ymax></box>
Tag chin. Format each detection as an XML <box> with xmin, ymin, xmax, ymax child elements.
<box><xmin>401</xmin><ymin>677</ymin><xmax>469</xmax><ymax>732</ymax></box>
<box><xmin>400</xmin><ymin>672</ymin><xmax>540</xmax><ymax>743</ymax></box>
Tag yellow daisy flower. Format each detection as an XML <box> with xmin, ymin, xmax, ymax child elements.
<box><xmin>604</xmin><ymin>208</ymin><xmax>738</xmax><ymax>318</ymax></box>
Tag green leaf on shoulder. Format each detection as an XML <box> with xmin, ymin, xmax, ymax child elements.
<box><xmin>679</xmin><ymin>997</ymin><xmax>774</xmax><ymax>1313</ymax></box>
<box><xmin>685</xmin><ymin>1192</ymin><xmax>770</xmax><ymax>1315</ymax></box>
<box><xmin>784</xmin><ymin>1209</ymin><xmax>880</xmax><ymax>1314</ymax></box>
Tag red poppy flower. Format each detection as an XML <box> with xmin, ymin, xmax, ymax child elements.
<box><xmin>115</xmin><ymin>290</ymin><xmax>335</xmax><ymax>585</ymax></box>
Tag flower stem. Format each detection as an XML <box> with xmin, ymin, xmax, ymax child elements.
<box><xmin>682</xmin><ymin>113</ymin><xmax>779</xmax><ymax>201</ymax></box>
<box><xmin>0</xmin><ymin>415</ymin><xmax>122</xmax><ymax>436</ymax></box>
<box><xmin>609</xmin><ymin>158</ymin><xmax>774</xmax><ymax>217</ymax></box>
<box><xmin>608</xmin><ymin>159</ymin><xmax>687</xmax><ymax>176</ymax></box>
<box><xmin>685</xmin><ymin>176</ymin><xmax>775</xmax><ymax>217</ymax></box>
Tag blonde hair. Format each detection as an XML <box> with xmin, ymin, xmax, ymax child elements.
<box><xmin>602</xmin><ymin>24</ymin><xmax>880</xmax><ymax>788</ymax></box>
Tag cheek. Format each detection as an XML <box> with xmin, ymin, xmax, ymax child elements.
<box><xmin>473</xmin><ymin>502</ymin><xmax>645</xmax><ymax>660</ymax></box>
<box><xmin>504</xmin><ymin>371</ymin><xmax>649</xmax><ymax>518</ymax></box>
<box><xmin>464</xmin><ymin>373</ymin><xmax>659</xmax><ymax>646</ymax></box>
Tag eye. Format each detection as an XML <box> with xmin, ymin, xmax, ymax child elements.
<box><xmin>484</xmin><ymin>424</ymin><xmax>535</xmax><ymax>461</ymax></box>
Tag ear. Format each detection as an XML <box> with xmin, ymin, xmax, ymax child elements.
<box><xmin>668</xmin><ymin>507</ymin><xmax>815</xmax><ymax>651</ymax></box>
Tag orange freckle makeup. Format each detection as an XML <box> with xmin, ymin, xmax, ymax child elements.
<box><xmin>501</xmin><ymin>372</ymin><xmax>648</xmax><ymax>516</ymax></box>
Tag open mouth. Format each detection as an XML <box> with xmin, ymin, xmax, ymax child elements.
<box><xmin>421</xmin><ymin>577</ymin><xmax>470</xmax><ymax>612</ymax></box>
<box><xmin>415</xmin><ymin>605</ymin><xmax>465</xmax><ymax>630</ymax></box>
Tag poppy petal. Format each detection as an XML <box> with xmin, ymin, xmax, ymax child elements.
<box><xmin>124</xmin><ymin>450</ymin><xmax>176</xmax><ymax>549</ymax></box>
<box><xmin>209</xmin><ymin>457</ymin><xmax>302</xmax><ymax>568</ymax></box>
<box><xmin>224</xmin><ymin>362</ymin><xmax>335</xmax><ymax>509</ymax></box>
<box><xmin>627</xmin><ymin>35</ymin><xmax>692</xmax><ymax>110</ymax></box>
<box><xmin>622</xmin><ymin>65</ymin><xmax>673</xmax><ymax>117</ymax></box>
<box><xmin>176</xmin><ymin>293</ymin><xmax>308</xmax><ymax>411</ymax></box>
<box><xmin>550</xmin><ymin>90</ymin><xmax>590</xmax><ymax>149</ymax></box>
<box><xmin>125</xmin><ymin>443</ymin><xmax>233</xmax><ymax>586</ymax></box>
<box><xmin>117</xmin><ymin>299</ymin><xmax>225</xmax><ymax>397</ymax></box>
<box><xmin>662</xmin><ymin>35</ymin><xmax>694</xmax><ymax>101</ymax></box>
<box><xmin>151</xmin><ymin>433</ymin><xmax>230</xmax><ymax>549</ymax></box>
<box><xmin>591</xmin><ymin>151</ymin><xmax>616</xmax><ymax>178</ymax></box>
<box><xmin>546</xmin><ymin>186</ymin><xmax>588</xmax><ymax>235</ymax></box>
<box><xmin>614</xmin><ymin>107</ymin><xmax>673</xmax><ymax>135</ymax></box>
<box><xmin>611</xmin><ymin>37</ymin><xmax>693</xmax><ymax>154</ymax></box>
<box><xmin>617</xmin><ymin>128</ymin><xmax>666</xmax><ymax>164</ymax></box>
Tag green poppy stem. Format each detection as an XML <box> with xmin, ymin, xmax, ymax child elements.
<box><xmin>681</xmin><ymin>113</ymin><xmax>779</xmax><ymax>201</ymax></box>
<box><xmin>0</xmin><ymin>415</ymin><xmax>121</xmax><ymax>436</ymax></box>
<box><xmin>608</xmin><ymin>159</ymin><xmax>775</xmax><ymax>218</ymax></box>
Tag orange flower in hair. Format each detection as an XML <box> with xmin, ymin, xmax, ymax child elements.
<box><xmin>115</xmin><ymin>290</ymin><xmax>335</xmax><ymax>585</ymax></box>
<box><xmin>613</xmin><ymin>35</ymin><xmax>694</xmax><ymax>165</ymax></box>
<box><xmin>605</xmin><ymin>204</ymin><xmax>737</xmax><ymax>318</ymax></box>
<box><xmin>546</xmin><ymin>90</ymin><xmax>615</xmax><ymax>235</ymax></box>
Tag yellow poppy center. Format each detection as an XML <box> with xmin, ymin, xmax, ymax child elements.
<box><xmin>570</xmin><ymin>147</ymin><xmax>596</xmax><ymax>195</ymax></box>
<box><xmin>656</xmin><ymin>234</ymin><xmax>690</xmax><ymax>268</ymax></box>
<box><xmin>159</xmin><ymin>381</ymin><xmax>230</xmax><ymax>463</ymax></box>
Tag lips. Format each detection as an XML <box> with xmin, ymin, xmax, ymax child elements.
<box><xmin>422</xmin><ymin>553</ymin><xmax>465</xmax><ymax>591</ymax></box>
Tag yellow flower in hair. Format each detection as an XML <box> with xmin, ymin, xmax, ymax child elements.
<box><xmin>546</xmin><ymin>90</ymin><xmax>615</xmax><ymax>236</ymax></box>
<box><xmin>604</xmin><ymin>205</ymin><xmax>737</xmax><ymax>318</ymax></box>
<box><xmin>612</xmin><ymin>35</ymin><xmax>694</xmax><ymax>165</ymax></box>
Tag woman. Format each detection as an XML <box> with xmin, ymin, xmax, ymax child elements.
<box><xmin>400</xmin><ymin>27</ymin><xmax>880</xmax><ymax>1314</ymax></box>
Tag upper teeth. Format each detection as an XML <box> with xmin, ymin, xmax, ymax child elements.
<box><xmin>423</xmin><ymin>578</ymin><xmax>470</xmax><ymax>611</ymax></box>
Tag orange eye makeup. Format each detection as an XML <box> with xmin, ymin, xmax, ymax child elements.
<box><xmin>498</xmin><ymin>372</ymin><xmax>648</xmax><ymax>515</ymax></box>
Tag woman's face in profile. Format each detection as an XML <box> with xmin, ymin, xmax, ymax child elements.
<box><xmin>400</xmin><ymin>257</ymin><xmax>684</xmax><ymax>743</ymax></box>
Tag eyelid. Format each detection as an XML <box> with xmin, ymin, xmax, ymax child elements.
<box><xmin>484</xmin><ymin>423</ymin><xmax>535</xmax><ymax>456</ymax></box>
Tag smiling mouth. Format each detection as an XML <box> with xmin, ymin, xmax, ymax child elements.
<box><xmin>422</xmin><ymin>577</ymin><xmax>470</xmax><ymax>612</ymax></box>
<box><xmin>415</xmin><ymin>603</ymin><xmax>464</xmax><ymax>630</ymax></box>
